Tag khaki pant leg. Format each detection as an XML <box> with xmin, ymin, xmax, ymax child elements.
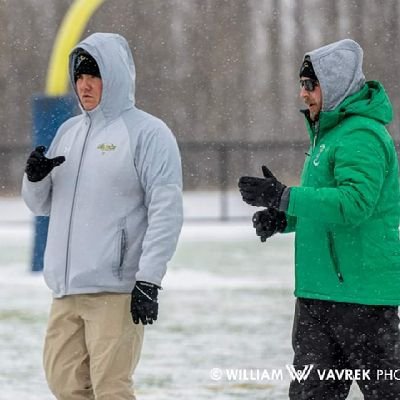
<box><xmin>43</xmin><ymin>296</ymin><xmax>94</xmax><ymax>400</ymax></box>
<box><xmin>80</xmin><ymin>293</ymin><xmax>144</xmax><ymax>400</ymax></box>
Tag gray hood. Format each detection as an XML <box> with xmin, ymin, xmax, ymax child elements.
<box><xmin>305</xmin><ymin>39</ymin><xmax>366</xmax><ymax>111</ymax></box>
<box><xmin>69</xmin><ymin>32</ymin><xmax>136</xmax><ymax>120</ymax></box>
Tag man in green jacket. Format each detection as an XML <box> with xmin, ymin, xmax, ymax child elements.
<box><xmin>239</xmin><ymin>39</ymin><xmax>400</xmax><ymax>399</ymax></box>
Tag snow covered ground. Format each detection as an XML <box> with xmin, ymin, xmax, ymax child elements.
<box><xmin>0</xmin><ymin>194</ymin><xmax>363</xmax><ymax>399</ymax></box>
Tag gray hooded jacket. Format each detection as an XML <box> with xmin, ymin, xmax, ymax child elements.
<box><xmin>305</xmin><ymin>38</ymin><xmax>366</xmax><ymax>111</ymax></box>
<box><xmin>22</xmin><ymin>33</ymin><xmax>183</xmax><ymax>297</ymax></box>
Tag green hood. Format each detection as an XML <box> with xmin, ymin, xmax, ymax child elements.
<box><xmin>338</xmin><ymin>80</ymin><xmax>393</xmax><ymax>124</ymax></box>
<box><xmin>305</xmin><ymin>81</ymin><xmax>393</xmax><ymax>142</ymax></box>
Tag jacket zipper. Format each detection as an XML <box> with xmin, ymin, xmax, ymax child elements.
<box><xmin>303</xmin><ymin>120</ymin><xmax>319</xmax><ymax>187</ymax></box>
<box><xmin>312</xmin><ymin>120</ymin><xmax>319</xmax><ymax>151</ymax></box>
<box><xmin>64</xmin><ymin>119</ymin><xmax>92</xmax><ymax>292</ymax></box>
<box><xmin>327</xmin><ymin>231</ymin><xmax>344</xmax><ymax>283</ymax></box>
<box><xmin>118</xmin><ymin>229</ymin><xmax>127</xmax><ymax>279</ymax></box>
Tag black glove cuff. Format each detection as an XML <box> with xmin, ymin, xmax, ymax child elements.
<box><xmin>134</xmin><ymin>281</ymin><xmax>159</xmax><ymax>301</ymax></box>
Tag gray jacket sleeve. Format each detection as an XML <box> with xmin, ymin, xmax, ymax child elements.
<box><xmin>21</xmin><ymin>140</ymin><xmax>57</xmax><ymax>216</ymax></box>
<box><xmin>21</xmin><ymin>121</ymin><xmax>70</xmax><ymax>216</ymax></box>
<box><xmin>21</xmin><ymin>174</ymin><xmax>52</xmax><ymax>216</ymax></box>
<box><xmin>134</xmin><ymin>125</ymin><xmax>183</xmax><ymax>285</ymax></box>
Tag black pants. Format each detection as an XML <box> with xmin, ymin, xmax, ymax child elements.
<box><xmin>289</xmin><ymin>298</ymin><xmax>400</xmax><ymax>400</ymax></box>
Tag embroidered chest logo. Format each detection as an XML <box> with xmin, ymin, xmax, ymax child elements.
<box><xmin>97</xmin><ymin>143</ymin><xmax>117</xmax><ymax>155</ymax></box>
<box><xmin>313</xmin><ymin>144</ymin><xmax>326</xmax><ymax>167</ymax></box>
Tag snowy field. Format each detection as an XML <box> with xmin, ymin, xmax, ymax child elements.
<box><xmin>0</xmin><ymin>195</ymin><xmax>363</xmax><ymax>399</ymax></box>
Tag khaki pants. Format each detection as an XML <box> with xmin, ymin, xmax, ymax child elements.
<box><xmin>43</xmin><ymin>293</ymin><xmax>144</xmax><ymax>400</ymax></box>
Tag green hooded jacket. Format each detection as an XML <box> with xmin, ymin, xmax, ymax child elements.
<box><xmin>287</xmin><ymin>41</ymin><xmax>400</xmax><ymax>305</ymax></box>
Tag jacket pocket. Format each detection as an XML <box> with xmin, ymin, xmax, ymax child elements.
<box><xmin>112</xmin><ymin>219</ymin><xmax>127</xmax><ymax>280</ymax></box>
<box><xmin>327</xmin><ymin>231</ymin><xmax>344</xmax><ymax>283</ymax></box>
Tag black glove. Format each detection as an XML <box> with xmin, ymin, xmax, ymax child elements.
<box><xmin>238</xmin><ymin>165</ymin><xmax>286</xmax><ymax>208</ymax></box>
<box><xmin>252</xmin><ymin>208</ymin><xmax>287</xmax><ymax>242</ymax></box>
<box><xmin>131</xmin><ymin>281</ymin><xmax>159</xmax><ymax>325</ymax></box>
<box><xmin>25</xmin><ymin>146</ymin><xmax>65</xmax><ymax>182</ymax></box>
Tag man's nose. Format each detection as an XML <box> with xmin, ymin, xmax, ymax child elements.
<box><xmin>300</xmin><ymin>87</ymin><xmax>308</xmax><ymax>99</ymax></box>
<box><xmin>80</xmin><ymin>78</ymin><xmax>91</xmax><ymax>89</ymax></box>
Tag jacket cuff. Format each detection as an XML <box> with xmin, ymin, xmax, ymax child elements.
<box><xmin>279</xmin><ymin>187</ymin><xmax>291</xmax><ymax>211</ymax></box>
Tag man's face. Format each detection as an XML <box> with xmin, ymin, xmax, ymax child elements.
<box><xmin>300</xmin><ymin>78</ymin><xmax>322</xmax><ymax>121</ymax></box>
<box><xmin>76</xmin><ymin>74</ymin><xmax>103</xmax><ymax>111</ymax></box>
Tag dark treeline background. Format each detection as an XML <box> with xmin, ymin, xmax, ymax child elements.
<box><xmin>1</xmin><ymin>0</ymin><xmax>399</xmax><ymax>194</ymax></box>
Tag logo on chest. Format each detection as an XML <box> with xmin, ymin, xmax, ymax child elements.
<box><xmin>313</xmin><ymin>144</ymin><xmax>326</xmax><ymax>167</ymax></box>
<box><xmin>97</xmin><ymin>143</ymin><xmax>117</xmax><ymax>155</ymax></box>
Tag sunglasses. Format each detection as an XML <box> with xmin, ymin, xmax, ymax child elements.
<box><xmin>300</xmin><ymin>79</ymin><xmax>319</xmax><ymax>92</ymax></box>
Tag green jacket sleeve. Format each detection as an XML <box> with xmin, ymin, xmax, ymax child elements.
<box><xmin>284</xmin><ymin>214</ymin><xmax>297</xmax><ymax>233</ymax></box>
<box><xmin>287</xmin><ymin>131</ymin><xmax>387</xmax><ymax>226</ymax></box>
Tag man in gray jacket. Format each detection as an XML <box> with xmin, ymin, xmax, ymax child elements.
<box><xmin>22</xmin><ymin>32</ymin><xmax>183</xmax><ymax>400</ymax></box>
